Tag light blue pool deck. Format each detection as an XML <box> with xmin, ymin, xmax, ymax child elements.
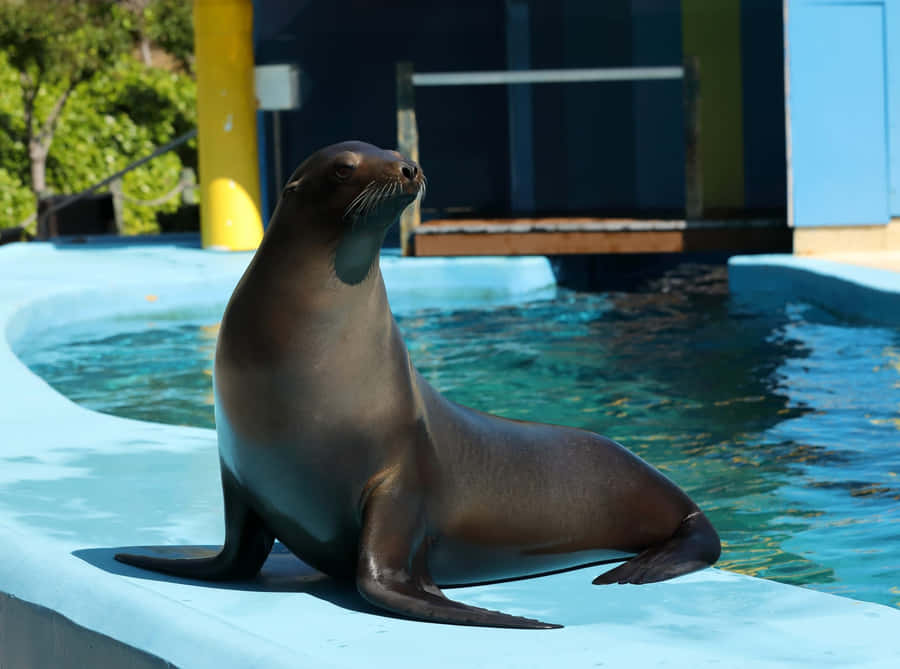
<box><xmin>1</xmin><ymin>239</ymin><xmax>899</xmax><ymax>668</ymax></box>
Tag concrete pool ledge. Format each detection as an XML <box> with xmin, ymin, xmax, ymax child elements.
<box><xmin>1</xmin><ymin>240</ymin><xmax>899</xmax><ymax>667</ymax></box>
<box><xmin>729</xmin><ymin>253</ymin><xmax>900</xmax><ymax>325</ymax></box>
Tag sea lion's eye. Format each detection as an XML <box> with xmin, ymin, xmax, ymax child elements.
<box><xmin>335</xmin><ymin>163</ymin><xmax>356</xmax><ymax>180</ymax></box>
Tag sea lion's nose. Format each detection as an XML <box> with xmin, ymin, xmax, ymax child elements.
<box><xmin>400</xmin><ymin>162</ymin><xmax>418</xmax><ymax>181</ymax></box>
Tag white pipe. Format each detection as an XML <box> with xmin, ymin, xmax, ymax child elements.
<box><xmin>412</xmin><ymin>66</ymin><xmax>683</xmax><ymax>87</ymax></box>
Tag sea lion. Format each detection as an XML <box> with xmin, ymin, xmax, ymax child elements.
<box><xmin>115</xmin><ymin>141</ymin><xmax>720</xmax><ymax>629</ymax></box>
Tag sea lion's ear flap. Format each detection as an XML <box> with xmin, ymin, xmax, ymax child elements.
<box><xmin>282</xmin><ymin>177</ymin><xmax>304</xmax><ymax>196</ymax></box>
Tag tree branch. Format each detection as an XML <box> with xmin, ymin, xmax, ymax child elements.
<box><xmin>19</xmin><ymin>67</ymin><xmax>34</xmax><ymax>89</ymax></box>
<box><xmin>19</xmin><ymin>71</ymin><xmax>35</xmax><ymax>143</ymax></box>
<box><xmin>36</xmin><ymin>79</ymin><xmax>77</xmax><ymax>148</ymax></box>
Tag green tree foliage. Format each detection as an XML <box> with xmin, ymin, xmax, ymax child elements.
<box><xmin>118</xmin><ymin>0</ymin><xmax>194</xmax><ymax>71</ymax></box>
<box><xmin>52</xmin><ymin>59</ymin><xmax>197</xmax><ymax>234</ymax></box>
<box><xmin>0</xmin><ymin>0</ymin><xmax>132</xmax><ymax>204</ymax></box>
<box><xmin>144</xmin><ymin>0</ymin><xmax>194</xmax><ymax>71</ymax></box>
<box><xmin>0</xmin><ymin>0</ymin><xmax>197</xmax><ymax>234</ymax></box>
<box><xmin>0</xmin><ymin>54</ymin><xmax>196</xmax><ymax>233</ymax></box>
<box><xmin>0</xmin><ymin>167</ymin><xmax>33</xmax><ymax>229</ymax></box>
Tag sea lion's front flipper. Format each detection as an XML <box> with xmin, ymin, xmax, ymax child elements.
<box><xmin>115</xmin><ymin>467</ymin><xmax>274</xmax><ymax>580</ymax></box>
<box><xmin>356</xmin><ymin>486</ymin><xmax>562</xmax><ymax>629</ymax></box>
<box><xmin>592</xmin><ymin>510</ymin><xmax>721</xmax><ymax>585</ymax></box>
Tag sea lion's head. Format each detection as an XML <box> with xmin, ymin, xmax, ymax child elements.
<box><xmin>279</xmin><ymin>141</ymin><xmax>425</xmax><ymax>285</ymax></box>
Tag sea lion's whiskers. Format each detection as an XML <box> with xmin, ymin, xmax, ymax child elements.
<box><xmin>355</xmin><ymin>188</ymin><xmax>375</xmax><ymax>217</ymax></box>
<box><xmin>345</xmin><ymin>180</ymin><xmax>377</xmax><ymax>219</ymax></box>
<box><xmin>358</xmin><ymin>189</ymin><xmax>378</xmax><ymax>218</ymax></box>
<box><xmin>348</xmin><ymin>182</ymin><xmax>375</xmax><ymax>211</ymax></box>
<box><xmin>369</xmin><ymin>182</ymin><xmax>389</xmax><ymax>207</ymax></box>
<box><xmin>373</xmin><ymin>182</ymin><xmax>391</xmax><ymax>210</ymax></box>
<box><xmin>350</xmin><ymin>182</ymin><xmax>391</xmax><ymax>224</ymax></box>
<box><xmin>344</xmin><ymin>173</ymin><xmax>424</xmax><ymax>227</ymax></box>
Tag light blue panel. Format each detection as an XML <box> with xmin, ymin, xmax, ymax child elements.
<box><xmin>887</xmin><ymin>0</ymin><xmax>900</xmax><ymax>214</ymax></box>
<box><xmin>789</xmin><ymin>0</ymin><xmax>891</xmax><ymax>226</ymax></box>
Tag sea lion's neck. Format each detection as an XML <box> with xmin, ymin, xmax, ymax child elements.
<box><xmin>245</xmin><ymin>212</ymin><xmax>386</xmax><ymax>316</ymax></box>
<box><xmin>333</xmin><ymin>221</ymin><xmax>388</xmax><ymax>286</ymax></box>
<box><xmin>258</xmin><ymin>198</ymin><xmax>392</xmax><ymax>287</ymax></box>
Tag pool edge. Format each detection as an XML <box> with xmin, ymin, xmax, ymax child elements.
<box><xmin>728</xmin><ymin>254</ymin><xmax>900</xmax><ymax>325</ymax></box>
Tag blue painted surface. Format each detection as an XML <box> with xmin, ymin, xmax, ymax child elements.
<box><xmin>788</xmin><ymin>0</ymin><xmax>892</xmax><ymax>226</ymax></box>
<box><xmin>2</xmin><ymin>241</ymin><xmax>900</xmax><ymax>667</ymax></box>
<box><xmin>887</xmin><ymin>0</ymin><xmax>900</xmax><ymax>213</ymax></box>
<box><xmin>728</xmin><ymin>254</ymin><xmax>900</xmax><ymax>325</ymax></box>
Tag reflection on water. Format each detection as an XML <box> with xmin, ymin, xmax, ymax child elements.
<box><xmin>18</xmin><ymin>265</ymin><xmax>900</xmax><ymax>609</ymax></box>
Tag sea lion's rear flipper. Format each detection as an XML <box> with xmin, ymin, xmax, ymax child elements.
<box><xmin>356</xmin><ymin>487</ymin><xmax>562</xmax><ymax>629</ymax></box>
<box><xmin>114</xmin><ymin>468</ymin><xmax>274</xmax><ymax>580</ymax></box>
<box><xmin>593</xmin><ymin>510</ymin><xmax>721</xmax><ymax>585</ymax></box>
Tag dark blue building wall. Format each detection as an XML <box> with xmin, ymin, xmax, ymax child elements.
<box><xmin>531</xmin><ymin>0</ymin><xmax>642</xmax><ymax>214</ymax></box>
<box><xmin>631</xmin><ymin>0</ymin><xmax>685</xmax><ymax>214</ymax></box>
<box><xmin>254</xmin><ymin>0</ymin><xmax>510</xmax><ymax>223</ymax></box>
<box><xmin>253</xmin><ymin>0</ymin><xmax>788</xmax><ymax>223</ymax></box>
<box><xmin>741</xmin><ymin>0</ymin><xmax>787</xmax><ymax>214</ymax></box>
<box><xmin>538</xmin><ymin>0</ymin><xmax>684</xmax><ymax>215</ymax></box>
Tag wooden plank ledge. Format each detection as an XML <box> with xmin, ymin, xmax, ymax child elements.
<box><xmin>412</xmin><ymin>218</ymin><xmax>791</xmax><ymax>256</ymax></box>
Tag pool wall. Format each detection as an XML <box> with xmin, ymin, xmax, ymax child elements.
<box><xmin>2</xmin><ymin>241</ymin><xmax>900</xmax><ymax>668</ymax></box>
<box><xmin>729</xmin><ymin>254</ymin><xmax>900</xmax><ymax>325</ymax></box>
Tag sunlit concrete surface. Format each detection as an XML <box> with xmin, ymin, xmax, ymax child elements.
<box><xmin>729</xmin><ymin>254</ymin><xmax>900</xmax><ymax>326</ymax></box>
<box><xmin>1</xmin><ymin>239</ymin><xmax>899</xmax><ymax>668</ymax></box>
<box><xmin>813</xmin><ymin>251</ymin><xmax>900</xmax><ymax>274</ymax></box>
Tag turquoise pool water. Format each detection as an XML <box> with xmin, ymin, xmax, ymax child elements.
<box><xmin>18</xmin><ymin>265</ymin><xmax>900</xmax><ymax>609</ymax></box>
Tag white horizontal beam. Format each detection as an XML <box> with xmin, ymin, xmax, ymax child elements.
<box><xmin>411</xmin><ymin>66</ymin><xmax>683</xmax><ymax>87</ymax></box>
<box><xmin>414</xmin><ymin>219</ymin><xmax>787</xmax><ymax>234</ymax></box>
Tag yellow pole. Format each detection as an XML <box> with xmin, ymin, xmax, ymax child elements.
<box><xmin>194</xmin><ymin>0</ymin><xmax>264</xmax><ymax>250</ymax></box>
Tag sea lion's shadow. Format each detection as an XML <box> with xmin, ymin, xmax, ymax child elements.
<box><xmin>73</xmin><ymin>543</ymin><xmax>387</xmax><ymax>617</ymax></box>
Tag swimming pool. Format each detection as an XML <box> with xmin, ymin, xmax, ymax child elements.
<box><xmin>18</xmin><ymin>263</ymin><xmax>900</xmax><ymax>610</ymax></box>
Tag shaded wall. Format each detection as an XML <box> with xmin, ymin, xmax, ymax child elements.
<box><xmin>254</xmin><ymin>0</ymin><xmax>510</xmax><ymax>228</ymax></box>
<box><xmin>741</xmin><ymin>0</ymin><xmax>787</xmax><ymax>215</ymax></box>
<box><xmin>254</xmin><ymin>0</ymin><xmax>787</xmax><ymax>225</ymax></box>
<box><xmin>530</xmin><ymin>0</ymin><xmax>684</xmax><ymax>217</ymax></box>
